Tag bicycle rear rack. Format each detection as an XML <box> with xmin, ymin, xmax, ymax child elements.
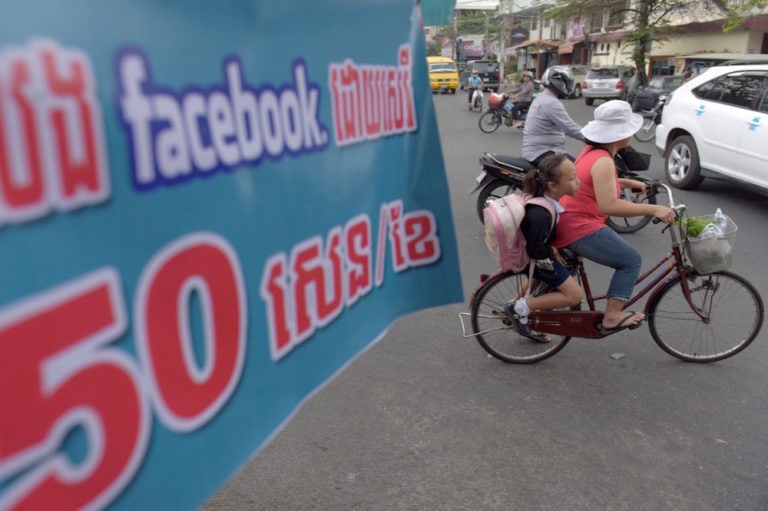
<box><xmin>457</xmin><ymin>311</ymin><xmax>513</xmax><ymax>338</ymax></box>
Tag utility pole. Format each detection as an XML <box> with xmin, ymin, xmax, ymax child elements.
<box><xmin>499</xmin><ymin>0</ymin><xmax>513</xmax><ymax>81</ymax></box>
<box><xmin>453</xmin><ymin>13</ymin><xmax>458</xmax><ymax>60</ymax></box>
<box><xmin>499</xmin><ymin>5</ymin><xmax>505</xmax><ymax>70</ymax></box>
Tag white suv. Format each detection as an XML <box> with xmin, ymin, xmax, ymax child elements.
<box><xmin>655</xmin><ymin>63</ymin><xmax>768</xmax><ymax>191</ymax></box>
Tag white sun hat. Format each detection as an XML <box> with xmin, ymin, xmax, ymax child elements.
<box><xmin>581</xmin><ymin>100</ymin><xmax>643</xmax><ymax>143</ymax></box>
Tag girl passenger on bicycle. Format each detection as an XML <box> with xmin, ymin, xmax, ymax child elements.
<box><xmin>504</xmin><ymin>153</ymin><xmax>583</xmax><ymax>340</ymax></box>
<box><xmin>555</xmin><ymin>101</ymin><xmax>676</xmax><ymax>332</ymax></box>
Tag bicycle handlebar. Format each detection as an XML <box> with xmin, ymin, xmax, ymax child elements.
<box><xmin>650</xmin><ymin>182</ymin><xmax>687</xmax><ymax>226</ymax></box>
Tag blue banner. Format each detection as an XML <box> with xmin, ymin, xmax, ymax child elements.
<box><xmin>420</xmin><ymin>0</ymin><xmax>457</xmax><ymax>25</ymax></box>
<box><xmin>0</xmin><ymin>1</ymin><xmax>462</xmax><ymax>509</ymax></box>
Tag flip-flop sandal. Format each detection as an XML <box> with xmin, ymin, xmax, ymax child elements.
<box><xmin>599</xmin><ymin>311</ymin><xmax>644</xmax><ymax>333</ymax></box>
<box><xmin>529</xmin><ymin>331</ymin><xmax>552</xmax><ymax>343</ymax></box>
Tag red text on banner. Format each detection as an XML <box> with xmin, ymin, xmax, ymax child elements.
<box><xmin>0</xmin><ymin>39</ymin><xmax>110</xmax><ymax>229</ymax></box>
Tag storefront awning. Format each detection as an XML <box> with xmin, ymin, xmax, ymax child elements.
<box><xmin>558</xmin><ymin>41</ymin><xmax>575</xmax><ymax>55</ymax></box>
<box><xmin>592</xmin><ymin>30</ymin><xmax>629</xmax><ymax>42</ymax></box>
<box><xmin>511</xmin><ymin>39</ymin><xmax>559</xmax><ymax>51</ymax></box>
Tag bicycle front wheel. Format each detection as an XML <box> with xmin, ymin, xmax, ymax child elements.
<box><xmin>478</xmin><ymin>111</ymin><xmax>501</xmax><ymax>133</ymax></box>
<box><xmin>470</xmin><ymin>271</ymin><xmax>571</xmax><ymax>363</ymax></box>
<box><xmin>648</xmin><ymin>271</ymin><xmax>764</xmax><ymax>362</ymax></box>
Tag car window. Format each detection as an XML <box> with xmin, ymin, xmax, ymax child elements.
<box><xmin>759</xmin><ymin>89</ymin><xmax>768</xmax><ymax>113</ymax></box>
<box><xmin>588</xmin><ymin>68</ymin><xmax>618</xmax><ymax>79</ymax></box>
<box><xmin>430</xmin><ymin>63</ymin><xmax>457</xmax><ymax>73</ymax></box>
<box><xmin>649</xmin><ymin>77</ymin><xmax>665</xmax><ymax>88</ymax></box>
<box><xmin>693</xmin><ymin>77</ymin><xmax>728</xmax><ymax>101</ymax></box>
<box><xmin>472</xmin><ymin>62</ymin><xmax>499</xmax><ymax>73</ymax></box>
<box><xmin>719</xmin><ymin>74</ymin><xmax>768</xmax><ymax>109</ymax></box>
<box><xmin>666</xmin><ymin>76</ymin><xmax>685</xmax><ymax>89</ymax></box>
<box><xmin>622</xmin><ymin>69</ymin><xmax>635</xmax><ymax>80</ymax></box>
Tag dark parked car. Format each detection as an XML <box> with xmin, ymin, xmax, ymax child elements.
<box><xmin>460</xmin><ymin>60</ymin><xmax>501</xmax><ymax>92</ymax></box>
<box><xmin>629</xmin><ymin>75</ymin><xmax>685</xmax><ymax>111</ymax></box>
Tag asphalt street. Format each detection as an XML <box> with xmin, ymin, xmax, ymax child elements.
<box><xmin>204</xmin><ymin>91</ymin><xmax>768</xmax><ymax>511</ymax></box>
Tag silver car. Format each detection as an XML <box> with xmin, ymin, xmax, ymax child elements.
<box><xmin>583</xmin><ymin>66</ymin><xmax>636</xmax><ymax>105</ymax></box>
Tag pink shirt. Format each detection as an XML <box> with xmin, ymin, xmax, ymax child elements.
<box><xmin>555</xmin><ymin>146</ymin><xmax>621</xmax><ymax>248</ymax></box>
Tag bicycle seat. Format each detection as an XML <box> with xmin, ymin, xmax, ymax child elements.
<box><xmin>558</xmin><ymin>247</ymin><xmax>581</xmax><ymax>265</ymax></box>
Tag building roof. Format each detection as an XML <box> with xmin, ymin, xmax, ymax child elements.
<box><xmin>455</xmin><ymin>0</ymin><xmax>499</xmax><ymax>10</ymax></box>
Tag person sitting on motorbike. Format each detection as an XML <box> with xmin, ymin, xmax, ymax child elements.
<box><xmin>521</xmin><ymin>66</ymin><xmax>583</xmax><ymax>166</ymax></box>
<box><xmin>507</xmin><ymin>71</ymin><xmax>536</xmax><ymax>128</ymax></box>
<box><xmin>554</xmin><ymin>101</ymin><xmax>676</xmax><ymax>332</ymax></box>
<box><xmin>467</xmin><ymin>70</ymin><xmax>483</xmax><ymax>105</ymax></box>
<box><xmin>503</xmin><ymin>153</ymin><xmax>584</xmax><ymax>341</ymax></box>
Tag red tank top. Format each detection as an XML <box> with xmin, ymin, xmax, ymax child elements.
<box><xmin>555</xmin><ymin>146</ymin><xmax>621</xmax><ymax>248</ymax></box>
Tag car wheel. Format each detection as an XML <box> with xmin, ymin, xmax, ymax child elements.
<box><xmin>585</xmin><ymin>97</ymin><xmax>594</xmax><ymax>106</ymax></box>
<box><xmin>664</xmin><ymin>135</ymin><xmax>704</xmax><ymax>189</ymax></box>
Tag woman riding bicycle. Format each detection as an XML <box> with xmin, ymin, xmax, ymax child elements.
<box><xmin>555</xmin><ymin>101</ymin><xmax>675</xmax><ymax>332</ymax></box>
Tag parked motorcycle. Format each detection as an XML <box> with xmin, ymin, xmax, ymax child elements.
<box><xmin>470</xmin><ymin>153</ymin><xmax>532</xmax><ymax>219</ymax></box>
<box><xmin>477</xmin><ymin>93</ymin><xmax>530</xmax><ymax>133</ymax></box>
<box><xmin>633</xmin><ymin>95</ymin><xmax>667</xmax><ymax>143</ymax></box>
<box><xmin>468</xmin><ymin>87</ymin><xmax>483</xmax><ymax>112</ymax></box>
<box><xmin>470</xmin><ymin>147</ymin><xmax>658</xmax><ymax>234</ymax></box>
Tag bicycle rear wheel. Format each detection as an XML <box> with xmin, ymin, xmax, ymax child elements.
<box><xmin>648</xmin><ymin>271</ymin><xmax>763</xmax><ymax>362</ymax></box>
<box><xmin>633</xmin><ymin>117</ymin><xmax>656</xmax><ymax>142</ymax></box>
<box><xmin>470</xmin><ymin>271</ymin><xmax>571</xmax><ymax>363</ymax></box>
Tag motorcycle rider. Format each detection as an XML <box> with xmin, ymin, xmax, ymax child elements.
<box><xmin>507</xmin><ymin>71</ymin><xmax>536</xmax><ymax>128</ymax></box>
<box><xmin>467</xmin><ymin>69</ymin><xmax>483</xmax><ymax>106</ymax></box>
<box><xmin>522</xmin><ymin>66</ymin><xmax>584</xmax><ymax>166</ymax></box>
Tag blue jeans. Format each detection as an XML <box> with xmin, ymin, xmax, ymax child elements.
<box><xmin>566</xmin><ymin>226</ymin><xmax>641</xmax><ymax>301</ymax></box>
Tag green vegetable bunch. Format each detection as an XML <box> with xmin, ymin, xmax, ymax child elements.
<box><xmin>678</xmin><ymin>216</ymin><xmax>713</xmax><ymax>238</ymax></box>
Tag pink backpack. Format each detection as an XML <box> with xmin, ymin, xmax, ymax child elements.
<box><xmin>483</xmin><ymin>194</ymin><xmax>556</xmax><ymax>272</ymax></box>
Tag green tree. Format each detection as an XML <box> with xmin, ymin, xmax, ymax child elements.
<box><xmin>718</xmin><ymin>0</ymin><xmax>768</xmax><ymax>32</ymax></box>
<box><xmin>426</xmin><ymin>38</ymin><xmax>442</xmax><ymax>56</ymax></box>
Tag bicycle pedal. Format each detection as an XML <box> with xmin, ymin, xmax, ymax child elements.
<box><xmin>491</xmin><ymin>309</ymin><xmax>513</xmax><ymax>326</ymax></box>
